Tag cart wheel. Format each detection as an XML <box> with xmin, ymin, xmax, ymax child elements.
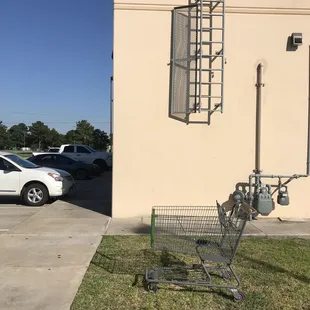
<box><xmin>148</xmin><ymin>283</ymin><xmax>158</xmax><ymax>293</ymax></box>
<box><xmin>233</xmin><ymin>290</ymin><xmax>245</xmax><ymax>302</ymax></box>
<box><xmin>221</xmin><ymin>270</ymin><xmax>232</xmax><ymax>281</ymax></box>
<box><xmin>192</xmin><ymin>263</ymin><xmax>201</xmax><ymax>270</ymax></box>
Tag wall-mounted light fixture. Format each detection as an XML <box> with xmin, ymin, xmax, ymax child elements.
<box><xmin>292</xmin><ymin>33</ymin><xmax>303</xmax><ymax>47</ymax></box>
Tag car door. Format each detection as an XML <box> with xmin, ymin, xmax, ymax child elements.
<box><xmin>54</xmin><ymin>155</ymin><xmax>75</xmax><ymax>174</ymax></box>
<box><xmin>76</xmin><ymin>146</ymin><xmax>92</xmax><ymax>164</ymax></box>
<box><xmin>62</xmin><ymin>145</ymin><xmax>77</xmax><ymax>161</ymax></box>
<box><xmin>0</xmin><ymin>158</ymin><xmax>21</xmax><ymax>195</ymax></box>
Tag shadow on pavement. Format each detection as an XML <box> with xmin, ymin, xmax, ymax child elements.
<box><xmin>0</xmin><ymin>197</ymin><xmax>23</xmax><ymax>205</ymax></box>
<box><xmin>0</xmin><ymin>197</ymin><xmax>48</xmax><ymax>207</ymax></box>
<box><xmin>60</xmin><ymin>171</ymin><xmax>112</xmax><ymax>217</ymax></box>
<box><xmin>132</xmin><ymin>224</ymin><xmax>151</xmax><ymax>234</ymax></box>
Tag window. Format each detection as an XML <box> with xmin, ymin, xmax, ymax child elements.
<box><xmin>40</xmin><ymin>155</ymin><xmax>54</xmax><ymax>162</ymax></box>
<box><xmin>55</xmin><ymin>155</ymin><xmax>75</xmax><ymax>164</ymax></box>
<box><xmin>0</xmin><ymin>158</ymin><xmax>7</xmax><ymax>170</ymax></box>
<box><xmin>0</xmin><ymin>158</ymin><xmax>16</xmax><ymax>170</ymax></box>
<box><xmin>85</xmin><ymin>146</ymin><xmax>96</xmax><ymax>153</ymax></box>
<box><xmin>63</xmin><ymin>146</ymin><xmax>75</xmax><ymax>153</ymax></box>
<box><xmin>49</xmin><ymin>148</ymin><xmax>60</xmax><ymax>152</ymax></box>
<box><xmin>4</xmin><ymin>155</ymin><xmax>38</xmax><ymax>169</ymax></box>
<box><xmin>77</xmin><ymin>146</ymin><xmax>91</xmax><ymax>153</ymax></box>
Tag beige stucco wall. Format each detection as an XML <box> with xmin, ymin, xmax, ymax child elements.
<box><xmin>113</xmin><ymin>0</ymin><xmax>310</xmax><ymax>218</ymax></box>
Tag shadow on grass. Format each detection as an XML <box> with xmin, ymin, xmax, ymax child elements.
<box><xmin>159</xmin><ymin>285</ymin><xmax>233</xmax><ymax>300</ymax></box>
<box><xmin>92</xmin><ymin>249</ymin><xmax>189</xmax><ymax>288</ymax></box>
<box><xmin>91</xmin><ymin>248</ymin><xmax>237</xmax><ymax>301</ymax></box>
<box><xmin>92</xmin><ymin>249</ymin><xmax>186</xmax><ymax>276</ymax></box>
<box><xmin>238</xmin><ymin>252</ymin><xmax>310</xmax><ymax>285</ymax></box>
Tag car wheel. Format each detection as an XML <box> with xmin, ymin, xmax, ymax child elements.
<box><xmin>94</xmin><ymin>159</ymin><xmax>108</xmax><ymax>172</ymax></box>
<box><xmin>23</xmin><ymin>183</ymin><xmax>49</xmax><ymax>206</ymax></box>
<box><xmin>75</xmin><ymin>169</ymin><xmax>88</xmax><ymax>180</ymax></box>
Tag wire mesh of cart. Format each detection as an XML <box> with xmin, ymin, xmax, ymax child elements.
<box><xmin>145</xmin><ymin>202</ymin><xmax>250</xmax><ymax>302</ymax></box>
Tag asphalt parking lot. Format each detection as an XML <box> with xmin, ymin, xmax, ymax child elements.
<box><xmin>63</xmin><ymin>171</ymin><xmax>112</xmax><ymax>216</ymax></box>
<box><xmin>0</xmin><ymin>172</ymin><xmax>112</xmax><ymax>233</ymax></box>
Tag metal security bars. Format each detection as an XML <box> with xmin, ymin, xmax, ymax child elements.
<box><xmin>169</xmin><ymin>0</ymin><xmax>225</xmax><ymax>124</ymax></box>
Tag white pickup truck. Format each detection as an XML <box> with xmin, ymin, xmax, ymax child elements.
<box><xmin>33</xmin><ymin>144</ymin><xmax>112</xmax><ymax>172</ymax></box>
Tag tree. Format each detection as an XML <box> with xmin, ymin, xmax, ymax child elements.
<box><xmin>28</xmin><ymin>121</ymin><xmax>50</xmax><ymax>150</ymax></box>
<box><xmin>47</xmin><ymin>128</ymin><xmax>65</xmax><ymax>147</ymax></box>
<box><xmin>7</xmin><ymin>123</ymin><xmax>29</xmax><ymax>148</ymax></box>
<box><xmin>65</xmin><ymin>130</ymin><xmax>78</xmax><ymax>144</ymax></box>
<box><xmin>92</xmin><ymin>129</ymin><xmax>110</xmax><ymax>151</ymax></box>
<box><xmin>75</xmin><ymin>120</ymin><xmax>94</xmax><ymax>145</ymax></box>
<box><xmin>0</xmin><ymin>119</ymin><xmax>109</xmax><ymax>150</ymax></box>
<box><xmin>0</xmin><ymin>121</ymin><xmax>8</xmax><ymax>149</ymax></box>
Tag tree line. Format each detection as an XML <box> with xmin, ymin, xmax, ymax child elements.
<box><xmin>0</xmin><ymin>120</ymin><xmax>111</xmax><ymax>151</ymax></box>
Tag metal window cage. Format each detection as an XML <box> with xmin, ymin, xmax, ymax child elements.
<box><xmin>169</xmin><ymin>1</ymin><xmax>225</xmax><ymax>124</ymax></box>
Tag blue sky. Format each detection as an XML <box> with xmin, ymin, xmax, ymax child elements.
<box><xmin>0</xmin><ymin>0</ymin><xmax>113</xmax><ymax>134</ymax></box>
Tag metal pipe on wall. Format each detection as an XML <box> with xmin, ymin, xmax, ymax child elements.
<box><xmin>110</xmin><ymin>76</ymin><xmax>114</xmax><ymax>152</ymax></box>
<box><xmin>198</xmin><ymin>0</ymin><xmax>203</xmax><ymax>113</ymax></box>
<box><xmin>307</xmin><ymin>46</ymin><xmax>310</xmax><ymax>175</ymax></box>
<box><xmin>255</xmin><ymin>63</ymin><xmax>264</xmax><ymax>174</ymax></box>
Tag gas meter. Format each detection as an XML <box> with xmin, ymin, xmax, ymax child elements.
<box><xmin>253</xmin><ymin>184</ymin><xmax>275</xmax><ymax>216</ymax></box>
<box><xmin>277</xmin><ymin>185</ymin><xmax>290</xmax><ymax>206</ymax></box>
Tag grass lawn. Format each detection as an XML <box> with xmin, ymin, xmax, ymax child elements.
<box><xmin>7</xmin><ymin>151</ymin><xmax>32</xmax><ymax>159</ymax></box>
<box><xmin>19</xmin><ymin>153</ymin><xmax>32</xmax><ymax>159</ymax></box>
<box><xmin>71</xmin><ymin>236</ymin><xmax>310</xmax><ymax>310</ymax></box>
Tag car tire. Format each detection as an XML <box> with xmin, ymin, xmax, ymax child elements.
<box><xmin>94</xmin><ymin>159</ymin><xmax>108</xmax><ymax>172</ymax></box>
<box><xmin>22</xmin><ymin>183</ymin><xmax>49</xmax><ymax>206</ymax></box>
<box><xmin>75</xmin><ymin>169</ymin><xmax>88</xmax><ymax>180</ymax></box>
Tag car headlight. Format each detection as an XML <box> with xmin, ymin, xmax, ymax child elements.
<box><xmin>48</xmin><ymin>173</ymin><xmax>63</xmax><ymax>182</ymax></box>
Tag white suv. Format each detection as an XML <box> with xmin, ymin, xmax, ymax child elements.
<box><xmin>0</xmin><ymin>152</ymin><xmax>75</xmax><ymax>206</ymax></box>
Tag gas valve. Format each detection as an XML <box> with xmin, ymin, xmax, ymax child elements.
<box><xmin>277</xmin><ymin>186</ymin><xmax>290</xmax><ymax>206</ymax></box>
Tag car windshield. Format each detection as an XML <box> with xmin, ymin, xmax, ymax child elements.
<box><xmin>5</xmin><ymin>154</ymin><xmax>40</xmax><ymax>168</ymax></box>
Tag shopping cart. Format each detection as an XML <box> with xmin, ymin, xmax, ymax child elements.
<box><xmin>145</xmin><ymin>202</ymin><xmax>249</xmax><ymax>302</ymax></box>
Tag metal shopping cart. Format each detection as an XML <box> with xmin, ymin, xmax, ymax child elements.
<box><xmin>145</xmin><ymin>202</ymin><xmax>250</xmax><ymax>302</ymax></box>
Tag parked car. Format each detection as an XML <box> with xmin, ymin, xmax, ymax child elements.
<box><xmin>0</xmin><ymin>151</ymin><xmax>75</xmax><ymax>206</ymax></box>
<box><xmin>27</xmin><ymin>153</ymin><xmax>101</xmax><ymax>180</ymax></box>
<box><xmin>33</xmin><ymin>144</ymin><xmax>112</xmax><ymax>172</ymax></box>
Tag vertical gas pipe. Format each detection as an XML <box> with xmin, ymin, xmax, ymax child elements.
<box><xmin>110</xmin><ymin>76</ymin><xmax>113</xmax><ymax>153</ymax></box>
<box><xmin>307</xmin><ymin>47</ymin><xmax>310</xmax><ymax>175</ymax></box>
<box><xmin>255</xmin><ymin>63</ymin><xmax>264</xmax><ymax>174</ymax></box>
<box><xmin>249</xmin><ymin>63</ymin><xmax>265</xmax><ymax>207</ymax></box>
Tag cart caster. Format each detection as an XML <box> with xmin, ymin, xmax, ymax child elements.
<box><xmin>192</xmin><ymin>263</ymin><xmax>202</xmax><ymax>270</ymax></box>
<box><xmin>221</xmin><ymin>270</ymin><xmax>232</xmax><ymax>281</ymax></box>
<box><xmin>231</xmin><ymin>289</ymin><xmax>245</xmax><ymax>302</ymax></box>
<box><xmin>147</xmin><ymin>283</ymin><xmax>158</xmax><ymax>293</ymax></box>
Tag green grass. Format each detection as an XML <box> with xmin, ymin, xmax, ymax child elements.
<box><xmin>71</xmin><ymin>236</ymin><xmax>310</xmax><ymax>310</ymax></box>
<box><xmin>4</xmin><ymin>150</ymin><xmax>32</xmax><ymax>158</ymax></box>
<box><xmin>18</xmin><ymin>153</ymin><xmax>32</xmax><ymax>159</ymax></box>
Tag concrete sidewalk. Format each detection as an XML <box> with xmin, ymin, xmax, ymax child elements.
<box><xmin>0</xmin><ymin>201</ymin><xmax>110</xmax><ymax>310</ymax></box>
<box><xmin>106</xmin><ymin>216</ymin><xmax>310</xmax><ymax>238</ymax></box>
